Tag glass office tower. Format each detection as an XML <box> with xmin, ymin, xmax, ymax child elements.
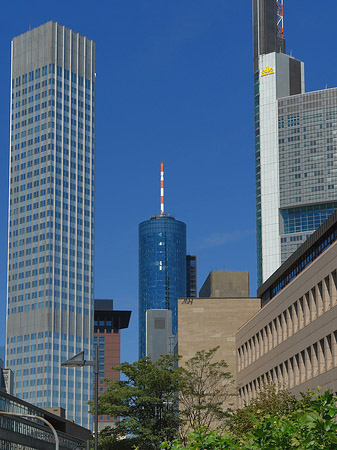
<box><xmin>254</xmin><ymin>0</ymin><xmax>337</xmax><ymax>286</ymax></box>
<box><xmin>139</xmin><ymin>215</ymin><xmax>186</xmax><ymax>358</ymax></box>
<box><xmin>6</xmin><ymin>21</ymin><xmax>95</xmax><ymax>427</ymax></box>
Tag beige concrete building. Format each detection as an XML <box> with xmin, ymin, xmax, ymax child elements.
<box><xmin>178</xmin><ymin>271</ymin><xmax>260</xmax><ymax>381</ymax></box>
<box><xmin>199</xmin><ymin>271</ymin><xmax>250</xmax><ymax>298</ymax></box>
<box><xmin>236</xmin><ymin>210</ymin><xmax>337</xmax><ymax>406</ymax></box>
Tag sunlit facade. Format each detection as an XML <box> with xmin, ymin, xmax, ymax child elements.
<box><xmin>254</xmin><ymin>0</ymin><xmax>337</xmax><ymax>285</ymax></box>
<box><xmin>6</xmin><ymin>21</ymin><xmax>95</xmax><ymax>427</ymax></box>
<box><xmin>139</xmin><ymin>215</ymin><xmax>186</xmax><ymax>358</ymax></box>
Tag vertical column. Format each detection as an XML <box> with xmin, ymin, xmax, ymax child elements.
<box><xmin>277</xmin><ymin>315</ymin><xmax>282</xmax><ymax>344</ymax></box>
<box><xmin>326</xmin><ymin>335</ymin><xmax>333</xmax><ymax>371</ymax></box>
<box><xmin>304</xmin><ymin>293</ymin><xmax>310</xmax><ymax>326</ymax></box>
<box><xmin>310</xmin><ymin>287</ymin><xmax>318</xmax><ymax>320</ymax></box>
<box><xmin>324</xmin><ymin>277</ymin><xmax>331</xmax><ymax>312</ymax></box>
<box><xmin>293</xmin><ymin>356</ymin><xmax>300</xmax><ymax>387</ymax></box>
<box><xmin>288</xmin><ymin>358</ymin><xmax>294</xmax><ymax>389</ymax></box>
<box><xmin>299</xmin><ymin>351</ymin><xmax>306</xmax><ymax>384</ymax></box>
<box><xmin>264</xmin><ymin>327</ymin><xmax>269</xmax><ymax>354</ymax></box>
<box><xmin>298</xmin><ymin>298</ymin><xmax>305</xmax><ymax>329</ymax></box>
<box><xmin>292</xmin><ymin>302</ymin><xmax>299</xmax><ymax>334</ymax></box>
<box><xmin>330</xmin><ymin>272</ymin><xmax>337</xmax><ymax>308</ymax></box>
<box><xmin>282</xmin><ymin>311</ymin><xmax>287</xmax><ymax>341</ymax></box>
<box><xmin>272</xmin><ymin>320</ymin><xmax>277</xmax><ymax>348</ymax></box>
<box><xmin>312</xmin><ymin>343</ymin><xmax>319</xmax><ymax>378</ymax></box>
<box><xmin>287</xmin><ymin>307</ymin><xmax>293</xmax><ymax>337</ymax></box>
<box><xmin>332</xmin><ymin>331</ymin><xmax>337</xmax><ymax>368</ymax></box>
<box><xmin>318</xmin><ymin>339</ymin><xmax>325</xmax><ymax>374</ymax></box>
<box><xmin>306</xmin><ymin>347</ymin><xmax>312</xmax><ymax>381</ymax></box>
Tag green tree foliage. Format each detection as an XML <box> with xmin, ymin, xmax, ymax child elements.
<box><xmin>229</xmin><ymin>383</ymin><xmax>302</xmax><ymax>436</ymax></box>
<box><xmin>179</xmin><ymin>347</ymin><xmax>234</xmax><ymax>438</ymax></box>
<box><xmin>164</xmin><ymin>389</ymin><xmax>337</xmax><ymax>450</ymax></box>
<box><xmin>241</xmin><ymin>389</ymin><xmax>337</xmax><ymax>450</ymax></box>
<box><xmin>91</xmin><ymin>355</ymin><xmax>182</xmax><ymax>450</ymax></box>
<box><xmin>162</xmin><ymin>428</ymin><xmax>239</xmax><ymax>450</ymax></box>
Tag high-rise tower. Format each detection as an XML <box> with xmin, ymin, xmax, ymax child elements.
<box><xmin>6</xmin><ymin>21</ymin><xmax>95</xmax><ymax>427</ymax></box>
<box><xmin>138</xmin><ymin>163</ymin><xmax>187</xmax><ymax>358</ymax></box>
<box><xmin>254</xmin><ymin>1</ymin><xmax>337</xmax><ymax>286</ymax></box>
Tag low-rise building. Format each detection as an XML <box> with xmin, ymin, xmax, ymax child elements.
<box><xmin>94</xmin><ymin>299</ymin><xmax>131</xmax><ymax>431</ymax></box>
<box><xmin>236</xmin><ymin>210</ymin><xmax>337</xmax><ymax>405</ymax></box>
<box><xmin>178</xmin><ymin>271</ymin><xmax>260</xmax><ymax>380</ymax></box>
<box><xmin>0</xmin><ymin>389</ymin><xmax>91</xmax><ymax>449</ymax></box>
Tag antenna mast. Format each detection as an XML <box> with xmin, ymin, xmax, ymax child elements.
<box><xmin>276</xmin><ymin>1</ymin><xmax>284</xmax><ymax>39</ymax></box>
<box><xmin>160</xmin><ymin>162</ymin><xmax>165</xmax><ymax>215</ymax></box>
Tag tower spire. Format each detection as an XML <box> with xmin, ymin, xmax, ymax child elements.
<box><xmin>276</xmin><ymin>1</ymin><xmax>284</xmax><ymax>39</ymax></box>
<box><xmin>160</xmin><ymin>162</ymin><xmax>164</xmax><ymax>215</ymax></box>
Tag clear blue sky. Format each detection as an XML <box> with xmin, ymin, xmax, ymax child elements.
<box><xmin>0</xmin><ymin>1</ymin><xmax>336</xmax><ymax>364</ymax></box>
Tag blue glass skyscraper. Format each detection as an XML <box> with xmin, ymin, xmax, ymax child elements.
<box><xmin>6</xmin><ymin>21</ymin><xmax>95</xmax><ymax>428</ymax></box>
<box><xmin>139</xmin><ymin>214</ymin><xmax>186</xmax><ymax>358</ymax></box>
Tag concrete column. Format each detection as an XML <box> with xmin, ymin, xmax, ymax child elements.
<box><xmin>325</xmin><ymin>335</ymin><xmax>332</xmax><ymax>371</ymax></box>
<box><xmin>312</xmin><ymin>343</ymin><xmax>319</xmax><ymax>378</ymax></box>
<box><xmin>304</xmin><ymin>294</ymin><xmax>311</xmax><ymax>327</ymax></box>
<box><xmin>298</xmin><ymin>298</ymin><xmax>305</xmax><ymax>330</ymax></box>
<box><xmin>330</xmin><ymin>271</ymin><xmax>337</xmax><ymax>308</ymax></box>
<box><xmin>292</xmin><ymin>303</ymin><xmax>299</xmax><ymax>334</ymax></box>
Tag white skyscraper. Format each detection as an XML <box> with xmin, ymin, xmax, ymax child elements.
<box><xmin>254</xmin><ymin>1</ymin><xmax>337</xmax><ymax>286</ymax></box>
<box><xmin>6</xmin><ymin>21</ymin><xmax>95</xmax><ymax>427</ymax></box>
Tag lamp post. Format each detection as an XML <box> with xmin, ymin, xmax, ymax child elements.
<box><xmin>0</xmin><ymin>411</ymin><xmax>59</xmax><ymax>449</ymax></box>
<box><xmin>61</xmin><ymin>343</ymin><xmax>99</xmax><ymax>450</ymax></box>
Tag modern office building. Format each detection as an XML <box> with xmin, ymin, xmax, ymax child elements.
<box><xmin>237</xmin><ymin>209</ymin><xmax>337</xmax><ymax>406</ymax></box>
<box><xmin>6</xmin><ymin>21</ymin><xmax>95</xmax><ymax>427</ymax></box>
<box><xmin>146</xmin><ymin>309</ymin><xmax>173</xmax><ymax>361</ymax></box>
<box><xmin>138</xmin><ymin>162</ymin><xmax>188</xmax><ymax>358</ymax></box>
<box><xmin>0</xmin><ymin>389</ymin><xmax>91</xmax><ymax>449</ymax></box>
<box><xmin>254</xmin><ymin>0</ymin><xmax>337</xmax><ymax>285</ymax></box>
<box><xmin>186</xmin><ymin>255</ymin><xmax>197</xmax><ymax>298</ymax></box>
<box><xmin>94</xmin><ymin>299</ymin><xmax>131</xmax><ymax>430</ymax></box>
<box><xmin>139</xmin><ymin>214</ymin><xmax>187</xmax><ymax>358</ymax></box>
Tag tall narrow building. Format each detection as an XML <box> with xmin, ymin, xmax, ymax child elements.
<box><xmin>254</xmin><ymin>1</ymin><xmax>337</xmax><ymax>286</ymax></box>
<box><xmin>138</xmin><ymin>163</ymin><xmax>187</xmax><ymax>358</ymax></box>
<box><xmin>6</xmin><ymin>21</ymin><xmax>95</xmax><ymax>427</ymax></box>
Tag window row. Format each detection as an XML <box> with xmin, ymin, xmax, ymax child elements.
<box><xmin>238</xmin><ymin>270</ymin><xmax>337</xmax><ymax>371</ymax></box>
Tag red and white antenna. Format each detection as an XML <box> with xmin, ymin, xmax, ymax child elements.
<box><xmin>276</xmin><ymin>1</ymin><xmax>284</xmax><ymax>39</ymax></box>
<box><xmin>160</xmin><ymin>162</ymin><xmax>165</xmax><ymax>215</ymax></box>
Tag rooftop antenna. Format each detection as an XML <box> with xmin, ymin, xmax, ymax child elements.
<box><xmin>160</xmin><ymin>162</ymin><xmax>165</xmax><ymax>215</ymax></box>
<box><xmin>276</xmin><ymin>1</ymin><xmax>284</xmax><ymax>39</ymax></box>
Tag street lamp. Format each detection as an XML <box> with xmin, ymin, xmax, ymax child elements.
<box><xmin>61</xmin><ymin>343</ymin><xmax>99</xmax><ymax>450</ymax></box>
<box><xmin>0</xmin><ymin>411</ymin><xmax>59</xmax><ymax>449</ymax></box>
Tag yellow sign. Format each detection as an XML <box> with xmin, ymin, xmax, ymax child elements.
<box><xmin>261</xmin><ymin>66</ymin><xmax>274</xmax><ymax>77</ymax></box>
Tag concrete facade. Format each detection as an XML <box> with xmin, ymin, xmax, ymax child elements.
<box><xmin>199</xmin><ymin>271</ymin><xmax>250</xmax><ymax>298</ymax></box>
<box><xmin>237</xmin><ymin>211</ymin><xmax>337</xmax><ymax>405</ymax></box>
<box><xmin>177</xmin><ymin>296</ymin><xmax>260</xmax><ymax>380</ymax></box>
<box><xmin>146</xmin><ymin>309</ymin><xmax>173</xmax><ymax>361</ymax></box>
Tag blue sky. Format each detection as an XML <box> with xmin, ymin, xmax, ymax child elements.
<box><xmin>0</xmin><ymin>0</ymin><xmax>336</xmax><ymax>364</ymax></box>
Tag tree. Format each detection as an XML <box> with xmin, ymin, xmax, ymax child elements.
<box><xmin>164</xmin><ymin>389</ymin><xmax>337</xmax><ymax>450</ymax></box>
<box><xmin>179</xmin><ymin>347</ymin><xmax>235</xmax><ymax>440</ymax></box>
<box><xmin>162</xmin><ymin>428</ymin><xmax>239</xmax><ymax>450</ymax></box>
<box><xmin>240</xmin><ymin>389</ymin><xmax>337</xmax><ymax>450</ymax></box>
<box><xmin>91</xmin><ymin>355</ymin><xmax>182</xmax><ymax>450</ymax></box>
<box><xmin>228</xmin><ymin>383</ymin><xmax>305</xmax><ymax>436</ymax></box>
